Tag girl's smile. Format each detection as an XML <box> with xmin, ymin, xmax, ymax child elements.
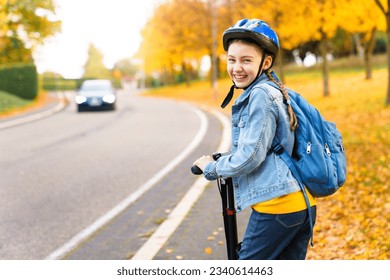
<box><xmin>227</xmin><ymin>40</ymin><xmax>272</xmax><ymax>89</ymax></box>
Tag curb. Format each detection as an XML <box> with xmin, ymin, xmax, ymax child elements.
<box><xmin>0</xmin><ymin>92</ymin><xmax>67</xmax><ymax>130</ymax></box>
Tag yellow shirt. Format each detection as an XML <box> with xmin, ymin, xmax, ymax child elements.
<box><xmin>252</xmin><ymin>188</ymin><xmax>316</xmax><ymax>214</ymax></box>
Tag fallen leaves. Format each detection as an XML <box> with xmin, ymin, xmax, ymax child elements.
<box><xmin>295</xmin><ymin>69</ymin><xmax>390</xmax><ymax>260</ymax></box>
<box><xmin>204</xmin><ymin>247</ymin><xmax>212</xmax><ymax>255</ymax></box>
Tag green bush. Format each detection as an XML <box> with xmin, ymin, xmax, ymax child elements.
<box><xmin>41</xmin><ymin>77</ymin><xmax>78</xmax><ymax>91</ymax></box>
<box><xmin>0</xmin><ymin>63</ymin><xmax>38</xmax><ymax>100</ymax></box>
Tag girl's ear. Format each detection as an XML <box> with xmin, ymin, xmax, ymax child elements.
<box><xmin>263</xmin><ymin>55</ymin><xmax>273</xmax><ymax>70</ymax></box>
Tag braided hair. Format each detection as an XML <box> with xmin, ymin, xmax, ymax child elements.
<box><xmin>265</xmin><ymin>69</ymin><xmax>298</xmax><ymax>131</ymax></box>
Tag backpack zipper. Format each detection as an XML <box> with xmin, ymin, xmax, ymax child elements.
<box><xmin>324</xmin><ymin>143</ymin><xmax>331</xmax><ymax>156</ymax></box>
<box><xmin>338</xmin><ymin>140</ymin><xmax>345</xmax><ymax>152</ymax></box>
<box><xmin>306</xmin><ymin>142</ymin><xmax>311</xmax><ymax>154</ymax></box>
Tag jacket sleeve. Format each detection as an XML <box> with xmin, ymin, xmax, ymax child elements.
<box><xmin>204</xmin><ymin>87</ymin><xmax>277</xmax><ymax>181</ymax></box>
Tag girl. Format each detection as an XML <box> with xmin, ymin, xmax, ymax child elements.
<box><xmin>193</xmin><ymin>19</ymin><xmax>316</xmax><ymax>260</ymax></box>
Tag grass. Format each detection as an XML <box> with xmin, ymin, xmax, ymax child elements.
<box><xmin>0</xmin><ymin>90</ymin><xmax>50</xmax><ymax>118</ymax></box>
<box><xmin>0</xmin><ymin>91</ymin><xmax>34</xmax><ymax>116</ymax></box>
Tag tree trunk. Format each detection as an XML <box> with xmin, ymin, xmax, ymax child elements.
<box><xmin>375</xmin><ymin>0</ymin><xmax>390</xmax><ymax>106</ymax></box>
<box><xmin>352</xmin><ymin>33</ymin><xmax>364</xmax><ymax>58</ymax></box>
<box><xmin>182</xmin><ymin>61</ymin><xmax>191</xmax><ymax>87</ymax></box>
<box><xmin>386</xmin><ymin>15</ymin><xmax>390</xmax><ymax>106</ymax></box>
<box><xmin>320</xmin><ymin>32</ymin><xmax>330</xmax><ymax>97</ymax></box>
<box><xmin>210</xmin><ymin>0</ymin><xmax>218</xmax><ymax>101</ymax></box>
<box><xmin>364</xmin><ymin>27</ymin><xmax>377</xmax><ymax>80</ymax></box>
<box><xmin>277</xmin><ymin>48</ymin><xmax>285</xmax><ymax>83</ymax></box>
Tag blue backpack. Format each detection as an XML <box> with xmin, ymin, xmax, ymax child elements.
<box><xmin>267</xmin><ymin>81</ymin><xmax>347</xmax><ymax>198</ymax></box>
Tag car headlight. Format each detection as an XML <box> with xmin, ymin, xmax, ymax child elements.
<box><xmin>102</xmin><ymin>95</ymin><xmax>116</xmax><ymax>104</ymax></box>
<box><xmin>75</xmin><ymin>95</ymin><xmax>87</xmax><ymax>104</ymax></box>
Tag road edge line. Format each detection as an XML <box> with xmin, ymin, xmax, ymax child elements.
<box><xmin>131</xmin><ymin>108</ymin><xmax>231</xmax><ymax>260</ymax></box>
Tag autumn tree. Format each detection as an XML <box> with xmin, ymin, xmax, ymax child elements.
<box><xmin>139</xmin><ymin>2</ymin><xmax>178</xmax><ymax>85</ymax></box>
<box><xmin>0</xmin><ymin>0</ymin><xmax>61</xmax><ymax>64</ymax></box>
<box><xmin>374</xmin><ymin>0</ymin><xmax>390</xmax><ymax>106</ymax></box>
<box><xmin>139</xmin><ymin>0</ymin><xmax>210</xmax><ymax>86</ymax></box>
<box><xmin>83</xmin><ymin>44</ymin><xmax>111</xmax><ymax>79</ymax></box>
<box><xmin>303</xmin><ymin>0</ymin><xmax>343</xmax><ymax>97</ymax></box>
<box><xmin>338</xmin><ymin>0</ymin><xmax>385</xmax><ymax>80</ymax></box>
<box><xmin>113</xmin><ymin>58</ymin><xmax>139</xmax><ymax>79</ymax></box>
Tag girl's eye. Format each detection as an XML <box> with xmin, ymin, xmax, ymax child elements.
<box><xmin>228</xmin><ymin>58</ymin><xmax>235</xmax><ymax>63</ymax></box>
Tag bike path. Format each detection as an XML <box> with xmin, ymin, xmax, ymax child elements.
<box><xmin>154</xmin><ymin>176</ymin><xmax>250</xmax><ymax>260</ymax></box>
<box><xmin>63</xmin><ymin>107</ymin><xmax>250</xmax><ymax>260</ymax></box>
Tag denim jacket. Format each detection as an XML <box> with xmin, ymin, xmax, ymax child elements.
<box><xmin>204</xmin><ymin>72</ymin><xmax>301</xmax><ymax>212</ymax></box>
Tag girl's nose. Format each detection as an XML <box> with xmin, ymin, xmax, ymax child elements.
<box><xmin>233</xmin><ymin>63</ymin><xmax>243</xmax><ymax>72</ymax></box>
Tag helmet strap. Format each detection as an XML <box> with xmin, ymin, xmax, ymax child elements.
<box><xmin>221</xmin><ymin>84</ymin><xmax>237</xmax><ymax>108</ymax></box>
<box><xmin>253</xmin><ymin>52</ymin><xmax>267</xmax><ymax>82</ymax></box>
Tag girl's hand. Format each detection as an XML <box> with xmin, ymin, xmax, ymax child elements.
<box><xmin>193</xmin><ymin>155</ymin><xmax>214</xmax><ymax>172</ymax></box>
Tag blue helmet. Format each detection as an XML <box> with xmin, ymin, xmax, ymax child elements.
<box><xmin>222</xmin><ymin>19</ymin><xmax>280</xmax><ymax>59</ymax></box>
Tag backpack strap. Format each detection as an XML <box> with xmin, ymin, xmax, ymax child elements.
<box><xmin>266</xmin><ymin>78</ymin><xmax>315</xmax><ymax>244</ymax></box>
<box><xmin>273</xmin><ymin>140</ymin><xmax>315</xmax><ymax>246</ymax></box>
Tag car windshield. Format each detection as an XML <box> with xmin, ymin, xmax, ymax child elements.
<box><xmin>80</xmin><ymin>80</ymin><xmax>112</xmax><ymax>91</ymax></box>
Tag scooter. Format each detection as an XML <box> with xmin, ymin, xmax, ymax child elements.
<box><xmin>191</xmin><ymin>153</ymin><xmax>238</xmax><ymax>260</ymax></box>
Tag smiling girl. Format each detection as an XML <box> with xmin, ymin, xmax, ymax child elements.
<box><xmin>193</xmin><ymin>19</ymin><xmax>316</xmax><ymax>260</ymax></box>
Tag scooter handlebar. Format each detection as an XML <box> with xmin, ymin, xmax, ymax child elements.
<box><xmin>191</xmin><ymin>165</ymin><xmax>203</xmax><ymax>175</ymax></box>
<box><xmin>191</xmin><ymin>153</ymin><xmax>222</xmax><ymax>175</ymax></box>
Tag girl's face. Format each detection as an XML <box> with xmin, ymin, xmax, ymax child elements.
<box><xmin>227</xmin><ymin>40</ymin><xmax>272</xmax><ymax>88</ymax></box>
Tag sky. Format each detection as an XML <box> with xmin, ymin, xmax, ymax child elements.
<box><xmin>34</xmin><ymin>0</ymin><xmax>163</xmax><ymax>78</ymax></box>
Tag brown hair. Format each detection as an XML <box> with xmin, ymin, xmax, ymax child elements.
<box><xmin>265</xmin><ymin>69</ymin><xmax>298</xmax><ymax>131</ymax></box>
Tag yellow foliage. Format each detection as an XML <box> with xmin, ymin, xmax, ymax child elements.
<box><xmin>0</xmin><ymin>0</ymin><xmax>61</xmax><ymax>63</ymax></box>
<box><xmin>143</xmin><ymin>66</ymin><xmax>390</xmax><ymax>260</ymax></box>
<box><xmin>140</xmin><ymin>0</ymin><xmax>388</xmax><ymax>74</ymax></box>
<box><xmin>338</xmin><ymin>0</ymin><xmax>386</xmax><ymax>34</ymax></box>
<box><xmin>204</xmin><ymin>247</ymin><xmax>212</xmax><ymax>255</ymax></box>
<box><xmin>218</xmin><ymin>0</ymin><xmax>386</xmax><ymax>50</ymax></box>
<box><xmin>139</xmin><ymin>0</ymin><xmax>210</xmax><ymax>74</ymax></box>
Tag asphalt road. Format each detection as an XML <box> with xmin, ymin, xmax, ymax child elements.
<box><xmin>0</xmin><ymin>89</ymin><xmax>219</xmax><ymax>259</ymax></box>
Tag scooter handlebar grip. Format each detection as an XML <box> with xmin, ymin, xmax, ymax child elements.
<box><xmin>191</xmin><ymin>165</ymin><xmax>203</xmax><ymax>175</ymax></box>
<box><xmin>212</xmin><ymin>153</ymin><xmax>222</xmax><ymax>160</ymax></box>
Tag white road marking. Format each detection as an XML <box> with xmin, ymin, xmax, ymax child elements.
<box><xmin>131</xmin><ymin>109</ymin><xmax>231</xmax><ymax>260</ymax></box>
<box><xmin>45</xmin><ymin>104</ymin><xmax>209</xmax><ymax>260</ymax></box>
